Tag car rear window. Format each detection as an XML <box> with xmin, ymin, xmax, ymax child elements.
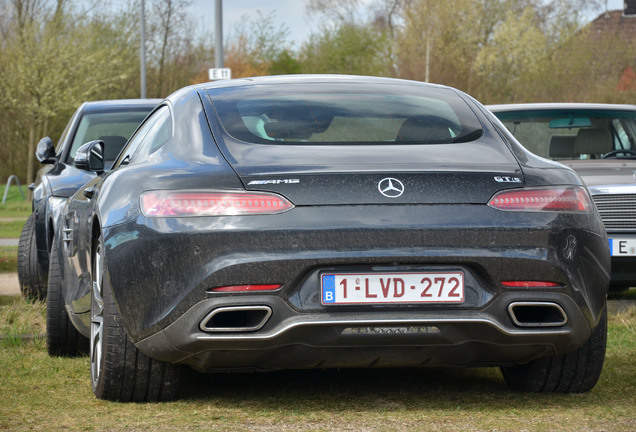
<box><xmin>492</xmin><ymin>109</ymin><xmax>636</xmax><ymax>159</ymax></box>
<box><xmin>208</xmin><ymin>83</ymin><xmax>483</xmax><ymax>145</ymax></box>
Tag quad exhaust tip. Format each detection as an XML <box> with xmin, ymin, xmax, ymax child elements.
<box><xmin>200</xmin><ymin>306</ymin><xmax>272</xmax><ymax>333</ymax></box>
<box><xmin>507</xmin><ymin>302</ymin><xmax>568</xmax><ymax>328</ymax></box>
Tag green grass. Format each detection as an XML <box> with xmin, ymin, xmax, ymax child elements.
<box><xmin>0</xmin><ymin>297</ymin><xmax>634</xmax><ymax>431</ymax></box>
<box><xmin>0</xmin><ymin>185</ymin><xmax>31</xmax><ymax>241</ymax></box>
<box><xmin>0</xmin><ymin>246</ymin><xmax>18</xmax><ymax>273</ymax></box>
<box><xmin>0</xmin><ymin>184</ymin><xmax>30</xmax><ymax>217</ymax></box>
<box><xmin>0</xmin><ymin>219</ymin><xmax>25</xmax><ymax>238</ymax></box>
<box><xmin>0</xmin><ymin>185</ymin><xmax>27</xmax><ymax>272</ymax></box>
<box><xmin>0</xmin><ymin>185</ymin><xmax>30</xmax><ymax>240</ymax></box>
<box><xmin>0</xmin><ymin>295</ymin><xmax>45</xmax><ymax>344</ymax></box>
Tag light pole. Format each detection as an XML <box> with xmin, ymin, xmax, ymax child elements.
<box><xmin>215</xmin><ymin>0</ymin><xmax>223</xmax><ymax>68</ymax></box>
<box><xmin>140</xmin><ymin>0</ymin><xmax>147</xmax><ymax>98</ymax></box>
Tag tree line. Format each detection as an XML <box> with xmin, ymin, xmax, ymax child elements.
<box><xmin>1</xmin><ymin>0</ymin><xmax>633</xmax><ymax>184</ymax></box>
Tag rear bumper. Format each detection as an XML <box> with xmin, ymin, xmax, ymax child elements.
<box><xmin>135</xmin><ymin>290</ymin><xmax>596</xmax><ymax>372</ymax></box>
<box><xmin>105</xmin><ymin>204</ymin><xmax>609</xmax><ymax>340</ymax></box>
<box><xmin>102</xmin><ymin>203</ymin><xmax>609</xmax><ymax>372</ymax></box>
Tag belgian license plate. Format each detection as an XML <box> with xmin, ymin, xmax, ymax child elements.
<box><xmin>609</xmin><ymin>237</ymin><xmax>636</xmax><ymax>256</ymax></box>
<box><xmin>321</xmin><ymin>272</ymin><xmax>464</xmax><ymax>305</ymax></box>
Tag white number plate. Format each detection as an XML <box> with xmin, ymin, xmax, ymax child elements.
<box><xmin>609</xmin><ymin>237</ymin><xmax>636</xmax><ymax>256</ymax></box>
<box><xmin>321</xmin><ymin>272</ymin><xmax>464</xmax><ymax>305</ymax></box>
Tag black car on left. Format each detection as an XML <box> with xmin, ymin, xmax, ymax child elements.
<box><xmin>17</xmin><ymin>99</ymin><xmax>159</xmax><ymax>300</ymax></box>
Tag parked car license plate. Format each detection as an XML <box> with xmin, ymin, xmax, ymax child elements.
<box><xmin>609</xmin><ymin>237</ymin><xmax>636</xmax><ymax>256</ymax></box>
<box><xmin>321</xmin><ymin>272</ymin><xmax>464</xmax><ymax>305</ymax></box>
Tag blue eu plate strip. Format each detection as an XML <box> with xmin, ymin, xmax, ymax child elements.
<box><xmin>322</xmin><ymin>275</ymin><xmax>335</xmax><ymax>304</ymax></box>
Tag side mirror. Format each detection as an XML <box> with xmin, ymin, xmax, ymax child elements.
<box><xmin>35</xmin><ymin>137</ymin><xmax>56</xmax><ymax>164</ymax></box>
<box><xmin>74</xmin><ymin>140</ymin><xmax>105</xmax><ymax>173</ymax></box>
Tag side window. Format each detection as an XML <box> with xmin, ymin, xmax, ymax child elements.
<box><xmin>129</xmin><ymin>108</ymin><xmax>172</xmax><ymax>163</ymax></box>
<box><xmin>612</xmin><ymin>119</ymin><xmax>632</xmax><ymax>149</ymax></box>
<box><xmin>113</xmin><ymin>106</ymin><xmax>170</xmax><ymax>168</ymax></box>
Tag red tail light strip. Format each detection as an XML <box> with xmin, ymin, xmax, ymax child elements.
<box><xmin>141</xmin><ymin>191</ymin><xmax>294</xmax><ymax>217</ymax></box>
<box><xmin>209</xmin><ymin>284</ymin><xmax>282</xmax><ymax>293</ymax></box>
<box><xmin>501</xmin><ymin>281</ymin><xmax>562</xmax><ymax>288</ymax></box>
<box><xmin>488</xmin><ymin>186</ymin><xmax>591</xmax><ymax>213</ymax></box>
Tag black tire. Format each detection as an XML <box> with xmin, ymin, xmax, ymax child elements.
<box><xmin>501</xmin><ymin>306</ymin><xmax>607</xmax><ymax>393</ymax></box>
<box><xmin>90</xmin><ymin>236</ymin><xmax>180</xmax><ymax>402</ymax></box>
<box><xmin>46</xmin><ymin>242</ymin><xmax>89</xmax><ymax>356</ymax></box>
<box><xmin>17</xmin><ymin>213</ymin><xmax>47</xmax><ymax>301</ymax></box>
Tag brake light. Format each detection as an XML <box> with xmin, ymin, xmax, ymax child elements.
<box><xmin>488</xmin><ymin>186</ymin><xmax>591</xmax><ymax>212</ymax></box>
<box><xmin>209</xmin><ymin>284</ymin><xmax>282</xmax><ymax>293</ymax></box>
<box><xmin>501</xmin><ymin>281</ymin><xmax>562</xmax><ymax>288</ymax></box>
<box><xmin>140</xmin><ymin>191</ymin><xmax>294</xmax><ymax>217</ymax></box>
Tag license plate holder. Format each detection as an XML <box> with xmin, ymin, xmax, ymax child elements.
<box><xmin>321</xmin><ymin>271</ymin><xmax>464</xmax><ymax>305</ymax></box>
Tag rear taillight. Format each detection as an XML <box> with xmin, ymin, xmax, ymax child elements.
<box><xmin>488</xmin><ymin>186</ymin><xmax>591</xmax><ymax>213</ymax></box>
<box><xmin>501</xmin><ymin>281</ymin><xmax>562</xmax><ymax>288</ymax></box>
<box><xmin>208</xmin><ymin>284</ymin><xmax>282</xmax><ymax>293</ymax></box>
<box><xmin>140</xmin><ymin>190</ymin><xmax>294</xmax><ymax>217</ymax></box>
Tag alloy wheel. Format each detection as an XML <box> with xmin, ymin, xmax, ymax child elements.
<box><xmin>90</xmin><ymin>243</ymin><xmax>104</xmax><ymax>388</ymax></box>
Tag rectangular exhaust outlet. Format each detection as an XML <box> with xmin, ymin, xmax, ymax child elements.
<box><xmin>507</xmin><ymin>302</ymin><xmax>568</xmax><ymax>327</ymax></box>
<box><xmin>200</xmin><ymin>306</ymin><xmax>272</xmax><ymax>333</ymax></box>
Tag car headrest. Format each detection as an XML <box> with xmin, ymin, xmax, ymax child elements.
<box><xmin>396</xmin><ymin>116</ymin><xmax>453</xmax><ymax>143</ymax></box>
<box><xmin>264</xmin><ymin>121</ymin><xmax>314</xmax><ymax>140</ymax></box>
<box><xmin>574</xmin><ymin>129</ymin><xmax>613</xmax><ymax>155</ymax></box>
<box><xmin>99</xmin><ymin>136</ymin><xmax>128</xmax><ymax>160</ymax></box>
<box><xmin>548</xmin><ymin>135</ymin><xmax>575</xmax><ymax>159</ymax></box>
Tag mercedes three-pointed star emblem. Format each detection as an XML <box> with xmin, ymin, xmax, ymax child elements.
<box><xmin>378</xmin><ymin>177</ymin><xmax>405</xmax><ymax>198</ymax></box>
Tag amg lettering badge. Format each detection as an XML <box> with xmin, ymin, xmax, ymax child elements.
<box><xmin>247</xmin><ymin>179</ymin><xmax>300</xmax><ymax>185</ymax></box>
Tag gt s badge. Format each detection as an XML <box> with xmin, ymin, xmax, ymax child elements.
<box><xmin>248</xmin><ymin>179</ymin><xmax>300</xmax><ymax>185</ymax></box>
<box><xmin>494</xmin><ymin>176</ymin><xmax>522</xmax><ymax>183</ymax></box>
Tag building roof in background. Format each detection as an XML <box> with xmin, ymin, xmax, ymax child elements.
<box><xmin>588</xmin><ymin>1</ymin><xmax>636</xmax><ymax>91</ymax></box>
<box><xmin>588</xmin><ymin>6</ymin><xmax>636</xmax><ymax>43</ymax></box>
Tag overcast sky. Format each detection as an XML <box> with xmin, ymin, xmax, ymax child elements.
<box><xmin>186</xmin><ymin>0</ymin><xmax>336</xmax><ymax>48</ymax></box>
<box><xmin>185</xmin><ymin>0</ymin><xmax>625</xmax><ymax>47</ymax></box>
<box><xmin>185</xmin><ymin>0</ymin><xmax>372</xmax><ymax>47</ymax></box>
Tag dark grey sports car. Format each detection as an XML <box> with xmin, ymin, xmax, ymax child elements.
<box><xmin>49</xmin><ymin>75</ymin><xmax>610</xmax><ymax>401</ymax></box>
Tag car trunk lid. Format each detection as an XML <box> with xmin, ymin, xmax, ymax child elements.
<box><xmin>220</xmin><ymin>132</ymin><xmax>523</xmax><ymax>206</ymax></box>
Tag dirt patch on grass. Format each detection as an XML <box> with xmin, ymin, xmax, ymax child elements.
<box><xmin>0</xmin><ymin>273</ymin><xmax>19</xmax><ymax>296</ymax></box>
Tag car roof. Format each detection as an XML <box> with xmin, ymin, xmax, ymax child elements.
<box><xmin>487</xmin><ymin>102</ymin><xmax>636</xmax><ymax>112</ymax></box>
<box><xmin>181</xmin><ymin>74</ymin><xmax>455</xmax><ymax>96</ymax></box>
<box><xmin>164</xmin><ymin>74</ymin><xmax>468</xmax><ymax>113</ymax></box>
<box><xmin>79</xmin><ymin>99</ymin><xmax>162</xmax><ymax>113</ymax></box>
